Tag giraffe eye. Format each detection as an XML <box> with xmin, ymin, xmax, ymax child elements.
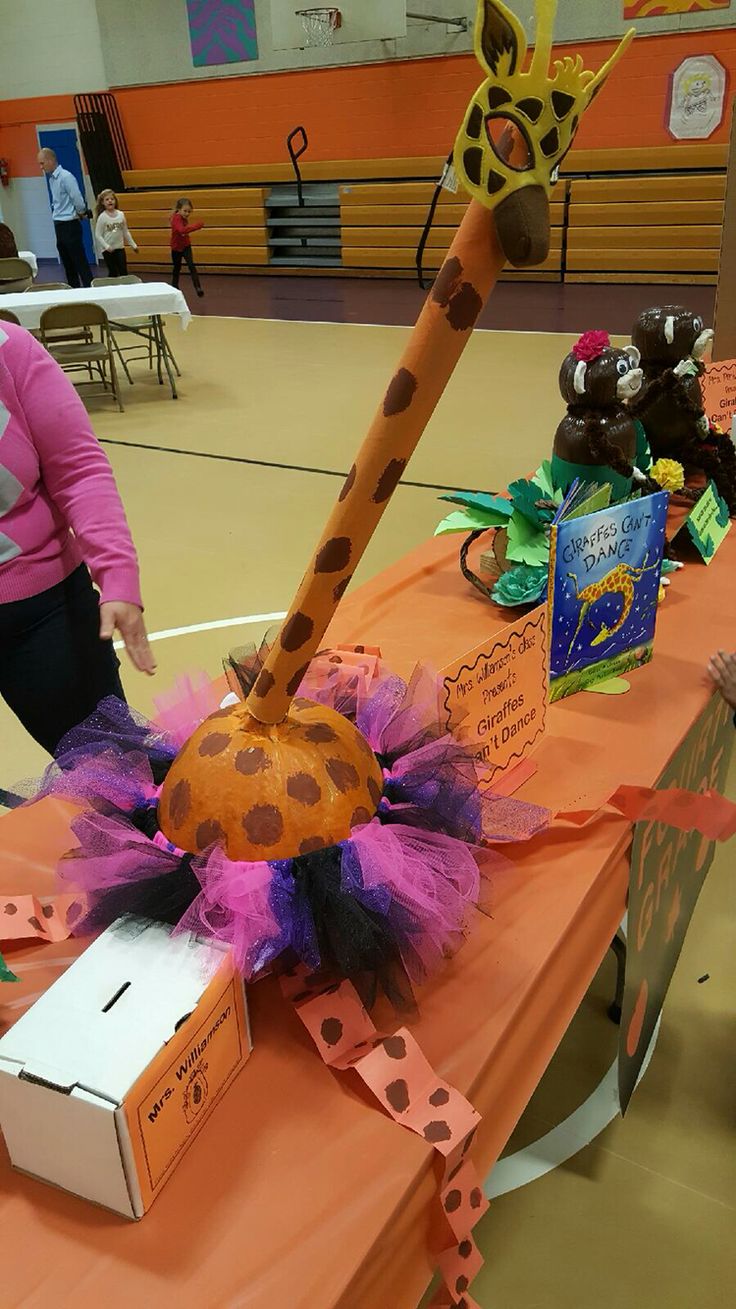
<box><xmin>616</xmin><ymin>359</ymin><xmax>630</xmax><ymax>377</ymax></box>
<box><xmin>693</xmin><ymin>316</ymin><xmax>703</xmax><ymax>332</ymax></box>
<box><xmin>486</xmin><ymin>116</ymin><xmax>533</xmax><ymax>171</ymax></box>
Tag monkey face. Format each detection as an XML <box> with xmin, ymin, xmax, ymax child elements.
<box><xmin>632</xmin><ymin>306</ymin><xmax>714</xmax><ymax>367</ymax></box>
<box><xmin>559</xmin><ymin>346</ymin><xmax>642</xmax><ymax>407</ymax></box>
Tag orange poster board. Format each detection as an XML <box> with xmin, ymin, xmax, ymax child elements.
<box><xmin>439</xmin><ymin>606</ymin><xmax>547</xmax><ymax>784</ymax></box>
<box><xmin>701</xmin><ymin>358</ymin><xmax>736</xmax><ymax>435</ymax></box>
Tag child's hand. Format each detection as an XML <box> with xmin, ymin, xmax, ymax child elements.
<box><xmin>708</xmin><ymin>650</ymin><xmax>736</xmax><ymax>710</ymax></box>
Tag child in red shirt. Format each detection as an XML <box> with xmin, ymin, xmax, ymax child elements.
<box><xmin>170</xmin><ymin>197</ymin><xmax>205</xmax><ymax>297</ymax></box>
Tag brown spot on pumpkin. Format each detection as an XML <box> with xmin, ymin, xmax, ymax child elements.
<box><xmin>28</xmin><ymin>916</ymin><xmax>42</xmax><ymax>932</ymax></box>
<box><xmin>196</xmin><ymin>819</ymin><xmax>225</xmax><ymax>850</ymax></box>
<box><xmin>299</xmin><ymin>836</ymin><xmax>327</xmax><ymax>855</ymax></box>
<box><xmin>198</xmin><ymin>732</ymin><xmax>230</xmax><ymax>757</ymax></box>
<box><xmin>432</xmin><ymin>255</ymin><xmax>463</xmax><ymax>307</ymax></box>
<box><xmin>333</xmin><ymin>575</ymin><xmax>352</xmax><ymax>603</ymax></box>
<box><xmin>286</xmin><ymin>664</ymin><xmax>309</xmax><ymax>696</ymax></box>
<box><xmin>373</xmin><ymin>458</ymin><xmax>407</xmax><ymax>503</ymax></box>
<box><xmin>41</xmin><ymin>904</ymin><xmax>55</xmax><ymax>918</ymax></box>
<box><xmin>209</xmin><ymin>706</ymin><xmax>234</xmax><ymax>719</ymax></box>
<box><xmin>444</xmin><ymin>1188</ymin><xmax>462</xmax><ymax>1213</ymax></box>
<box><xmin>305</xmin><ymin>722</ymin><xmax>337</xmax><ymax>744</ymax></box>
<box><xmin>168</xmin><ymin>778</ymin><xmax>192</xmax><ymax>827</ymax></box>
<box><xmin>456</xmin><ymin>1277</ymin><xmax>469</xmax><ymax>1296</ymax></box>
<box><xmin>287</xmin><ymin>772</ymin><xmax>322</xmax><ymax>806</ymax></box>
<box><xmin>320</xmin><ymin>1017</ymin><xmax>343</xmax><ymax>1047</ymax></box>
<box><xmin>383</xmin><ymin>1035</ymin><xmax>407</xmax><ymax>1059</ymax></box>
<box><xmin>350</xmin><ymin>806</ymin><xmax>372</xmax><ymax>827</ymax></box>
<box><xmin>325</xmin><ymin>757</ymin><xmax>359</xmax><ymax>793</ymax></box>
<box><xmin>281</xmin><ymin>611</ymin><xmax>314</xmax><ymax>653</ymax></box>
<box><xmin>458</xmin><ymin>1240</ymin><xmax>473</xmax><ymax>1259</ymax></box>
<box><xmin>294</xmin><ymin>697</ymin><xmax>313</xmax><ymax>709</ymax></box>
<box><xmin>254</xmin><ymin>668</ymin><xmax>275</xmax><ymax>698</ymax></box>
<box><xmin>470</xmin><ymin>1187</ymin><xmax>483</xmax><ymax>1209</ymax></box>
<box><xmin>235</xmin><ymin>746</ymin><xmax>271</xmax><ymax>776</ymax></box>
<box><xmin>367</xmin><ymin>775</ymin><xmax>383</xmax><ymax>808</ymax></box>
<box><xmin>4</xmin><ymin>902</ymin><xmax>18</xmax><ymax>915</ymax></box>
<box><xmin>339</xmin><ymin>463</ymin><xmax>357</xmax><ymax>502</ymax></box>
<box><xmin>447</xmin><ymin>282</ymin><xmax>482</xmax><ymax>332</ymax></box>
<box><xmin>429</xmin><ymin>1087</ymin><xmax>450</xmax><ymax>1107</ymax></box>
<box><xmin>385</xmin><ymin>1078</ymin><xmax>410</xmax><ymax>1113</ymax></box>
<box><xmin>242</xmin><ymin>804</ymin><xmax>284</xmax><ymax>847</ymax></box>
<box><xmin>383</xmin><ymin>368</ymin><xmax>417</xmax><ymax>417</ymax></box>
<box><xmin>315</xmin><ymin>536</ymin><xmax>352</xmax><ymax>574</ymax></box>
<box><xmin>424</xmin><ymin>1120</ymin><xmax>452</xmax><ymax>1143</ymax></box>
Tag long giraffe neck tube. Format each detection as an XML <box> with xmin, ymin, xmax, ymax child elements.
<box><xmin>245</xmin><ymin>200</ymin><xmax>506</xmax><ymax>725</ymax></box>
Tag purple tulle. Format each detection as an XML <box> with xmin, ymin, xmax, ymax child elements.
<box><xmin>25</xmin><ymin>647</ymin><xmax>550</xmax><ymax>992</ymax></box>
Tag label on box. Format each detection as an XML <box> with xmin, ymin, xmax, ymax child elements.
<box><xmin>125</xmin><ymin>966</ymin><xmax>246</xmax><ymax>1209</ymax></box>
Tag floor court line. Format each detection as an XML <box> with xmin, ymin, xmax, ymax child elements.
<box><xmin>99</xmin><ymin>438</ymin><xmax>485</xmax><ymax>495</ymax></box>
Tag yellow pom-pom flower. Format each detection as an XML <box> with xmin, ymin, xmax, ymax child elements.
<box><xmin>650</xmin><ymin>458</ymin><xmax>685</xmax><ymax>494</ymax></box>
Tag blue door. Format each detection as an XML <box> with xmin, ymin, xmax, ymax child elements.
<box><xmin>38</xmin><ymin>127</ymin><xmax>96</xmax><ymax>267</ymax></box>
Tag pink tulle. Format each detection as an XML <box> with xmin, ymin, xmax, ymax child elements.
<box><xmin>60</xmin><ymin>811</ymin><xmax>180</xmax><ymax>892</ymax></box>
<box><xmin>349</xmin><ymin>822</ymin><xmax>480</xmax><ymax>978</ymax></box>
<box><xmin>178</xmin><ymin>850</ymin><xmax>281</xmax><ymax>976</ymax></box>
<box><xmin>154</xmin><ymin>673</ymin><xmax>223</xmax><ymax>749</ymax></box>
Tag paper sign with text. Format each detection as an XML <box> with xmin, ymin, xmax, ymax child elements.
<box><xmin>619</xmin><ymin>692</ymin><xmax>734</xmax><ymax>1114</ymax></box>
<box><xmin>439</xmin><ymin>607</ymin><xmax>547</xmax><ymax>784</ymax></box>
<box><xmin>680</xmin><ymin>480</ymin><xmax>731</xmax><ymax>564</ymax></box>
<box><xmin>701</xmin><ymin>358</ymin><xmax>736</xmax><ymax>436</ymax></box>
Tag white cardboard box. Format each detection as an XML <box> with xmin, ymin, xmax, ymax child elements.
<box><xmin>0</xmin><ymin>918</ymin><xmax>251</xmax><ymax>1218</ymax></box>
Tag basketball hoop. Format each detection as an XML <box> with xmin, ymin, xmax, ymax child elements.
<box><xmin>296</xmin><ymin>7</ymin><xmax>341</xmax><ymax>47</ymax></box>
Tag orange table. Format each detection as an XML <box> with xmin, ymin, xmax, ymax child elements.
<box><xmin>1</xmin><ymin>526</ymin><xmax>733</xmax><ymax>1309</ymax></box>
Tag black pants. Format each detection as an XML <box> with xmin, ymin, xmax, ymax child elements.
<box><xmin>104</xmin><ymin>248</ymin><xmax>128</xmax><ymax>277</ymax></box>
<box><xmin>0</xmin><ymin>565</ymin><xmax>124</xmax><ymax>755</ymax></box>
<box><xmin>54</xmin><ymin>218</ymin><xmax>92</xmax><ymax>288</ymax></box>
<box><xmin>171</xmin><ymin>246</ymin><xmax>201</xmax><ymax>290</ymax></box>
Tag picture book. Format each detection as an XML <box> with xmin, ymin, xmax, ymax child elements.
<box><xmin>548</xmin><ymin>489</ymin><xmax>669</xmax><ymax>701</ymax></box>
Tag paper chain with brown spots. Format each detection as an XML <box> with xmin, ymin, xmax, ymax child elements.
<box><xmin>282</xmin><ymin>966</ymin><xmax>488</xmax><ymax>1306</ymax></box>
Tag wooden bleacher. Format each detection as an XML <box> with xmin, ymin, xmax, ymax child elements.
<box><xmin>120</xmin><ymin>144</ymin><xmax>727</xmax><ymax>284</ymax></box>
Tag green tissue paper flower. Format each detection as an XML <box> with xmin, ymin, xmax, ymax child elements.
<box><xmin>492</xmin><ymin>564</ymin><xmax>548</xmax><ymax>608</ymax></box>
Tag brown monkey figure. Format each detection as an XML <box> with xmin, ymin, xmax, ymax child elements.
<box><xmin>551</xmin><ymin>331</ymin><xmax>646</xmax><ymax>500</ymax></box>
<box><xmin>630</xmin><ymin>306</ymin><xmax>736</xmax><ymax>516</ymax></box>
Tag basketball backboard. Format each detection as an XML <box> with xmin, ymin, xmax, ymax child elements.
<box><xmin>271</xmin><ymin>0</ymin><xmax>407</xmax><ymax>50</ymax></box>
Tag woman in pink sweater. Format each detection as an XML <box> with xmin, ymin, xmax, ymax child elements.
<box><xmin>0</xmin><ymin>321</ymin><xmax>154</xmax><ymax>753</ymax></box>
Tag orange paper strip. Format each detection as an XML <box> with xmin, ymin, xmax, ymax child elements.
<box><xmin>0</xmin><ymin>894</ymin><xmax>81</xmax><ymax>945</ymax></box>
<box><xmin>560</xmin><ymin>783</ymin><xmax>736</xmax><ymax>842</ymax></box>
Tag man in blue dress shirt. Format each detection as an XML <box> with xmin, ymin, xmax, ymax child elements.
<box><xmin>37</xmin><ymin>147</ymin><xmax>93</xmax><ymax>288</ymax></box>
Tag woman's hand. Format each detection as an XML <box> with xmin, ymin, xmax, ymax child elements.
<box><xmin>100</xmin><ymin>602</ymin><xmax>156</xmax><ymax>675</ymax></box>
<box><xmin>708</xmin><ymin>650</ymin><xmax>736</xmax><ymax>710</ymax></box>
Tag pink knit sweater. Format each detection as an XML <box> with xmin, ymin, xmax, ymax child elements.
<box><xmin>0</xmin><ymin>321</ymin><xmax>142</xmax><ymax>608</ymax></box>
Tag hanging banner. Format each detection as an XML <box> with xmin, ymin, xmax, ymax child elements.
<box><xmin>619</xmin><ymin>691</ymin><xmax>734</xmax><ymax>1113</ymax></box>
<box><xmin>187</xmin><ymin>0</ymin><xmax>258</xmax><ymax>67</ymax></box>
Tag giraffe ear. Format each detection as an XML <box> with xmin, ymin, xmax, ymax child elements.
<box><xmin>476</xmin><ymin>0</ymin><xmax>527</xmax><ymax>79</ymax></box>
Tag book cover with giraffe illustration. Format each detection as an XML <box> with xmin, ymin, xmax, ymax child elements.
<box><xmin>548</xmin><ymin>491</ymin><xmax>669</xmax><ymax>701</ymax></box>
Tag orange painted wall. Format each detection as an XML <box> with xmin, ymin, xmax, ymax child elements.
<box><xmin>1</xmin><ymin>28</ymin><xmax>735</xmax><ymax>177</ymax></box>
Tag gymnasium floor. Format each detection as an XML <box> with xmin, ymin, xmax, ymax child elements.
<box><xmin>1</xmin><ymin>282</ymin><xmax>733</xmax><ymax>1308</ymax></box>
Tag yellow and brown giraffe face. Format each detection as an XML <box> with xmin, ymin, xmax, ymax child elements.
<box><xmin>455</xmin><ymin>0</ymin><xmax>634</xmax><ymax>266</ymax></box>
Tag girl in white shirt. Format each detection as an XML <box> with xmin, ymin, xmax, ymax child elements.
<box><xmin>94</xmin><ymin>190</ymin><xmax>139</xmax><ymax>276</ymax></box>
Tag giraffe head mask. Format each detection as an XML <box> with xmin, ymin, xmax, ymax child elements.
<box><xmin>455</xmin><ymin>0</ymin><xmax>633</xmax><ymax>267</ymax></box>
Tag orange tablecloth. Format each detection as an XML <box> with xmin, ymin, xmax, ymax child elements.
<box><xmin>1</xmin><ymin>525</ymin><xmax>734</xmax><ymax>1309</ymax></box>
